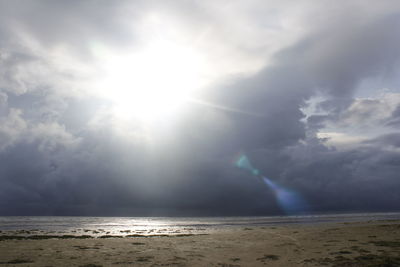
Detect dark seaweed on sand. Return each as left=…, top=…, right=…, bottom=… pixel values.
left=370, top=241, right=400, bottom=247
left=0, top=259, right=34, bottom=264
left=256, top=254, right=280, bottom=261
left=0, top=235, right=92, bottom=241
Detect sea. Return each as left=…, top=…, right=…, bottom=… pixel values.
left=1, top=213, right=400, bottom=237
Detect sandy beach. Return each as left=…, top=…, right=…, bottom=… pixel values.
left=0, top=220, right=399, bottom=266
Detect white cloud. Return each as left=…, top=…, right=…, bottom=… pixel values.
left=0, top=108, right=26, bottom=150
left=313, top=92, right=400, bottom=149
left=317, top=131, right=368, bottom=148
left=0, top=106, right=80, bottom=153
left=337, top=93, right=400, bottom=128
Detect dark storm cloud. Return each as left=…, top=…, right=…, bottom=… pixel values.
left=1, top=1, right=400, bottom=215
left=281, top=142, right=400, bottom=212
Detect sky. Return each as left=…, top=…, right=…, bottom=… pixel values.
left=0, top=0, right=400, bottom=216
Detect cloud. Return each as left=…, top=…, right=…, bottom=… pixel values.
left=0, top=1, right=400, bottom=215
left=386, top=104, right=400, bottom=127
left=307, top=93, right=400, bottom=148
left=282, top=141, right=400, bottom=212
left=0, top=108, right=26, bottom=151
left=365, top=132, right=400, bottom=148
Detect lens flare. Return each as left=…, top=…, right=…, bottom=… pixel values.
left=261, top=176, right=308, bottom=215
left=235, top=154, right=260, bottom=176
left=235, top=154, right=308, bottom=214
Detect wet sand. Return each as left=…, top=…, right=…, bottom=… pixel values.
left=0, top=220, right=399, bottom=266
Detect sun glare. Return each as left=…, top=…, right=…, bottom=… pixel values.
left=97, top=40, right=207, bottom=122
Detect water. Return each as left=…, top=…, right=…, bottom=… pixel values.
left=1, top=213, right=399, bottom=236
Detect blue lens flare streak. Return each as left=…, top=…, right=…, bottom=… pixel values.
left=262, top=176, right=307, bottom=215
left=235, top=154, right=308, bottom=214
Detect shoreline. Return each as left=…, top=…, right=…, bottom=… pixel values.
left=1, top=212, right=399, bottom=236
left=0, top=220, right=399, bottom=266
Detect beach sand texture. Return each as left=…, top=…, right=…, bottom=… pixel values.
left=0, top=221, right=399, bottom=266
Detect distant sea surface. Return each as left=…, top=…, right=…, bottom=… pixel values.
left=1, top=213, right=400, bottom=236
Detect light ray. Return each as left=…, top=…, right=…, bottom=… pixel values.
left=189, top=98, right=265, bottom=118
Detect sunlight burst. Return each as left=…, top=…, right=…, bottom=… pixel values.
left=98, top=40, right=207, bottom=122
